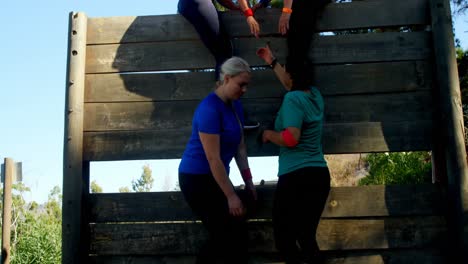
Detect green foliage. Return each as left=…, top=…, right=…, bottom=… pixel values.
left=0, top=184, right=62, bottom=263
left=11, top=214, right=61, bottom=264
left=90, top=180, right=103, bottom=193
left=119, top=186, right=131, bottom=193
left=453, top=0, right=468, bottom=14
left=457, top=48, right=468, bottom=146
left=132, top=164, right=154, bottom=192
left=359, top=152, right=432, bottom=185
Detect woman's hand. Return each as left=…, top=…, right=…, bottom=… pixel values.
left=278, top=12, right=291, bottom=35
left=246, top=16, right=260, bottom=38
left=256, top=45, right=275, bottom=65
left=244, top=179, right=258, bottom=201
left=262, top=129, right=274, bottom=143
left=227, top=193, right=245, bottom=217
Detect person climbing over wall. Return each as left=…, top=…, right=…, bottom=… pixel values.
left=177, top=0, right=270, bottom=80
left=275, top=0, right=331, bottom=86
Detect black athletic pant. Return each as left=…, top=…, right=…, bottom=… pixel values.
left=179, top=172, right=251, bottom=264
left=287, top=0, right=331, bottom=86
left=273, top=166, right=331, bottom=264
left=178, top=0, right=233, bottom=80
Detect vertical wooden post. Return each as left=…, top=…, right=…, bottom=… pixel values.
left=1, top=158, right=13, bottom=264
left=62, top=11, right=87, bottom=264
left=430, top=0, right=468, bottom=261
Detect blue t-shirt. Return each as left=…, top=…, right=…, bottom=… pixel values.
left=274, top=86, right=327, bottom=176
left=179, top=92, right=244, bottom=175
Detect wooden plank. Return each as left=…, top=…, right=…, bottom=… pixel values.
left=84, top=61, right=433, bottom=102
left=88, top=184, right=445, bottom=223
left=89, top=249, right=447, bottom=264
left=86, top=0, right=430, bottom=44
left=83, top=91, right=432, bottom=131
left=88, top=216, right=447, bottom=255
left=430, top=0, right=468, bottom=259
left=240, top=32, right=432, bottom=67
left=63, top=11, right=88, bottom=264
left=83, top=120, right=432, bottom=161
left=85, top=32, right=432, bottom=73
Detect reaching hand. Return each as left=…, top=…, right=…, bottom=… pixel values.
left=256, top=45, right=274, bottom=65
left=262, top=130, right=273, bottom=144
left=278, top=12, right=291, bottom=35
left=246, top=16, right=260, bottom=38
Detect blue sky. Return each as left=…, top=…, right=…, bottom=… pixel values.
left=1, top=1, right=467, bottom=203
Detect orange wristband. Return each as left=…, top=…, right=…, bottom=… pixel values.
left=282, top=7, right=293, bottom=14
left=243, top=8, right=254, bottom=17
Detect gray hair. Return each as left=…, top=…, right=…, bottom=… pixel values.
left=219, top=57, right=251, bottom=83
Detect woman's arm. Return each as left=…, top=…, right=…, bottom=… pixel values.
left=279, top=0, right=293, bottom=35
left=262, top=126, right=301, bottom=147
left=256, top=45, right=293, bottom=91
left=235, top=136, right=257, bottom=200
left=238, top=0, right=260, bottom=37
left=199, top=132, right=245, bottom=217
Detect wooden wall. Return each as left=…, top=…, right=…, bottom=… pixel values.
left=82, top=0, right=434, bottom=161
left=88, top=184, right=448, bottom=263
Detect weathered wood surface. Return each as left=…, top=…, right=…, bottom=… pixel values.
left=63, top=11, right=88, bottom=264
left=430, top=0, right=468, bottom=260
left=86, top=0, right=430, bottom=44
left=85, top=61, right=432, bottom=102
left=84, top=92, right=432, bottom=131
left=89, top=216, right=446, bottom=255
left=85, top=32, right=432, bottom=73
left=83, top=120, right=432, bottom=160
left=88, top=184, right=445, bottom=223
left=89, top=249, right=447, bottom=264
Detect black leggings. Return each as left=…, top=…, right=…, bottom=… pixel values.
left=179, top=172, right=251, bottom=264
left=178, top=0, right=232, bottom=80
left=273, top=166, right=331, bottom=264
left=286, top=0, right=331, bottom=86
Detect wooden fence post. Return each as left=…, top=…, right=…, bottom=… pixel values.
left=62, top=11, right=87, bottom=264
left=1, top=158, right=13, bottom=264
left=430, top=0, right=468, bottom=261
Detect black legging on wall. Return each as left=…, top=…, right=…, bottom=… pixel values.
left=273, top=166, right=331, bottom=264
left=286, top=0, right=331, bottom=87
left=179, top=172, right=250, bottom=264
left=178, top=0, right=233, bottom=80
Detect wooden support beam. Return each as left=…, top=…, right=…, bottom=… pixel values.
left=1, top=158, right=13, bottom=264
left=62, top=11, right=87, bottom=264
left=430, top=0, right=468, bottom=261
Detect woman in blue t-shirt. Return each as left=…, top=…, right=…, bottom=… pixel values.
left=256, top=44, right=330, bottom=264
left=178, top=57, right=257, bottom=264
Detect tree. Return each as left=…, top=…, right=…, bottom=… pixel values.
left=119, top=186, right=131, bottom=193
left=359, top=152, right=432, bottom=185
left=132, top=164, right=154, bottom=192
left=457, top=47, right=468, bottom=145
left=90, top=180, right=103, bottom=193
left=6, top=185, right=62, bottom=264
left=453, top=0, right=468, bottom=14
